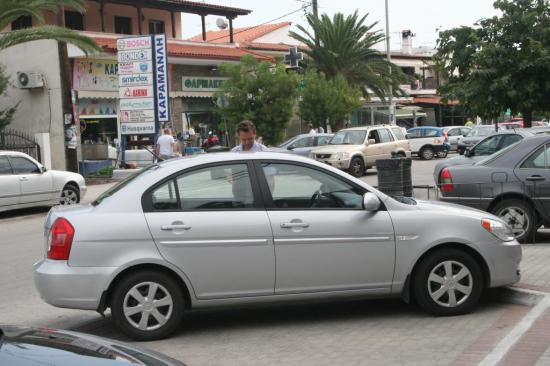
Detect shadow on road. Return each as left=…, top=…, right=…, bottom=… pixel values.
left=0, top=206, right=50, bottom=220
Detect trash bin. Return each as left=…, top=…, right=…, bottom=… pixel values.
left=375, top=153, right=413, bottom=198
left=206, top=145, right=230, bottom=153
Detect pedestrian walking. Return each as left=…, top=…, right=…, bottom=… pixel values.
left=155, top=128, right=177, bottom=161
left=307, top=123, right=317, bottom=135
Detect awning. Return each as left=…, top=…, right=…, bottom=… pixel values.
left=170, top=91, right=214, bottom=98
left=77, top=91, right=118, bottom=99
left=377, top=109, right=428, bottom=118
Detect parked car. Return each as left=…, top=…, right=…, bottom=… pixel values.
left=272, top=133, right=333, bottom=157
left=0, top=324, right=185, bottom=365
left=433, top=130, right=533, bottom=180
left=438, top=134, right=550, bottom=242
left=310, top=125, right=410, bottom=177
left=442, top=126, right=471, bottom=151
left=457, top=125, right=497, bottom=154
left=406, top=126, right=450, bottom=160
left=0, top=151, right=86, bottom=212
left=35, top=152, right=521, bottom=341
left=499, top=121, right=523, bottom=129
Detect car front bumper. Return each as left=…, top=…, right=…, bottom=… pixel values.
left=314, top=157, right=352, bottom=170
left=486, top=240, right=522, bottom=288
left=34, top=259, right=115, bottom=310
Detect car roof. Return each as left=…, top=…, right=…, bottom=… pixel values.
left=343, top=124, right=395, bottom=131
left=0, top=151, right=32, bottom=158
left=482, top=134, right=550, bottom=167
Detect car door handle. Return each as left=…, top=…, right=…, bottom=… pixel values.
left=161, top=224, right=191, bottom=231
left=526, top=175, right=545, bottom=182
left=280, top=222, right=309, bottom=229
left=19, top=176, right=28, bottom=181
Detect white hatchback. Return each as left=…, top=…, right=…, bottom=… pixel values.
left=0, top=151, right=86, bottom=212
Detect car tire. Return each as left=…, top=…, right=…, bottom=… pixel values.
left=436, top=150, right=448, bottom=159
left=413, top=248, right=483, bottom=316
left=458, top=148, right=464, bottom=155
left=492, top=199, right=536, bottom=243
left=60, top=184, right=80, bottom=205
left=420, top=147, right=435, bottom=160
left=111, top=270, right=185, bottom=341
left=348, top=157, right=365, bottom=178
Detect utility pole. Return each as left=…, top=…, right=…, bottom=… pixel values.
left=385, top=0, right=395, bottom=125
left=312, top=0, right=318, bottom=18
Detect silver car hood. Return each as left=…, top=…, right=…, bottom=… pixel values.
left=413, top=199, right=495, bottom=220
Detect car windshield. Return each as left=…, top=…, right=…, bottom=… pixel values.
left=467, top=127, right=494, bottom=137
left=278, top=137, right=297, bottom=148
left=329, top=130, right=366, bottom=145
left=478, top=141, right=522, bottom=165
left=92, top=164, right=159, bottom=206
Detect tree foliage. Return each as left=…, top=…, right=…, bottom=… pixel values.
left=290, top=11, right=408, bottom=100
left=435, top=0, right=550, bottom=127
left=0, top=67, right=18, bottom=131
left=299, top=71, right=362, bottom=130
left=0, top=0, right=100, bottom=54
left=215, top=55, right=299, bottom=145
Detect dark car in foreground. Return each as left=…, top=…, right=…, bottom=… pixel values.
left=434, top=130, right=531, bottom=181
left=0, top=325, right=185, bottom=366
left=438, top=134, right=550, bottom=242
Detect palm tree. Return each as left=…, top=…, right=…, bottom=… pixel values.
left=290, top=11, right=407, bottom=100
left=0, top=0, right=100, bottom=53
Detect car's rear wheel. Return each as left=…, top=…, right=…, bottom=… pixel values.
left=111, top=271, right=184, bottom=341
left=413, top=248, right=483, bottom=316
left=60, top=184, right=79, bottom=205
left=348, top=157, right=365, bottom=178
left=436, top=149, right=448, bottom=159
left=420, top=147, right=435, bottom=160
left=492, top=199, right=535, bottom=242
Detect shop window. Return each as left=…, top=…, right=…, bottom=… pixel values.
left=115, top=16, right=132, bottom=35
left=149, top=20, right=165, bottom=34
left=12, top=16, right=32, bottom=30
left=65, top=11, right=84, bottom=31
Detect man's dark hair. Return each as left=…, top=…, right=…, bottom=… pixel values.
left=237, top=120, right=256, bottom=133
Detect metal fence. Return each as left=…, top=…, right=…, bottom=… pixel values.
left=0, top=129, right=41, bottom=162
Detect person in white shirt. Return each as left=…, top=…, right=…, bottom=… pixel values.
left=155, top=128, right=177, bottom=161
left=307, top=123, right=317, bottom=135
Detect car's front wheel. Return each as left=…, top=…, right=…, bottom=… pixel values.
left=492, top=199, right=536, bottom=243
left=413, top=248, right=483, bottom=316
left=60, top=184, right=80, bottom=205
left=348, top=157, right=365, bottom=178
left=111, top=270, right=184, bottom=341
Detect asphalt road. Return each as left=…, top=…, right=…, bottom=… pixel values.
left=0, top=156, right=539, bottom=366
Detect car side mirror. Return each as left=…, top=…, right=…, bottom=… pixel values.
left=287, top=145, right=294, bottom=150
left=367, top=139, right=376, bottom=145
left=405, top=135, right=409, bottom=139
left=40, top=166, right=47, bottom=173
left=464, top=148, right=472, bottom=157
left=363, top=192, right=381, bottom=212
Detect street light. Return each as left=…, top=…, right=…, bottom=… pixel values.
left=385, top=0, right=395, bottom=125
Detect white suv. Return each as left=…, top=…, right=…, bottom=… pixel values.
left=310, top=125, right=411, bottom=177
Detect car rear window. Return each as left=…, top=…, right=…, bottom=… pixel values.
left=478, top=141, right=522, bottom=165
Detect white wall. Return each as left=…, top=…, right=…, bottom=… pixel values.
left=254, top=25, right=300, bottom=45
left=0, top=40, right=66, bottom=170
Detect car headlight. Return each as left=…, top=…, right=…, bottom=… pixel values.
left=481, top=218, right=515, bottom=242
left=334, top=152, right=350, bottom=160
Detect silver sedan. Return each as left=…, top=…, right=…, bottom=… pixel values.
left=34, top=152, right=521, bottom=340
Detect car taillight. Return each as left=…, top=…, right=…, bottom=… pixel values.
left=440, top=168, right=454, bottom=192
left=47, top=218, right=74, bottom=260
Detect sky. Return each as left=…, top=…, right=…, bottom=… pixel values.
left=182, top=0, right=499, bottom=50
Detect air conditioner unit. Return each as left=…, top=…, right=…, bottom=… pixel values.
left=16, top=71, right=44, bottom=89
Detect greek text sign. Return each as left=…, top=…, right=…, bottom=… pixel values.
left=154, top=34, right=169, bottom=122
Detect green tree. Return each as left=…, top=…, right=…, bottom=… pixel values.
left=299, top=71, right=362, bottom=130
left=0, top=67, right=18, bottom=131
left=290, top=11, right=408, bottom=100
left=435, top=0, right=550, bottom=127
left=215, top=55, right=299, bottom=145
left=0, top=0, right=100, bottom=53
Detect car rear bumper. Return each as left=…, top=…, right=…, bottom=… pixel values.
left=33, top=259, right=115, bottom=310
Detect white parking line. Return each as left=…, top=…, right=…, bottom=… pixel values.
left=478, top=288, right=550, bottom=366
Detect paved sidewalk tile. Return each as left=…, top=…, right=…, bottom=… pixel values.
left=516, top=245, right=550, bottom=292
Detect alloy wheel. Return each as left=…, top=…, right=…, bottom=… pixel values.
left=497, top=206, right=529, bottom=238
left=123, top=282, right=174, bottom=331
left=427, top=260, right=473, bottom=308
left=60, top=188, right=78, bottom=205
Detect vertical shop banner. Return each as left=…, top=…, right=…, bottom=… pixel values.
left=153, top=34, right=170, bottom=123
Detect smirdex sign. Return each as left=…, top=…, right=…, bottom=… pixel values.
left=117, top=35, right=170, bottom=134
left=154, top=34, right=169, bottom=122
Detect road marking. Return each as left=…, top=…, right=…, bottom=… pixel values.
left=478, top=288, right=550, bottom=366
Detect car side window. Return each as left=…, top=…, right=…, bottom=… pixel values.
left=447, top=128, right=460, bottom=137
left=261, top=163, right=364, bottom=209
left=424, top=129, right=439, bottom=137
left=407, top=129, right=421, bottom=138
left=391, top=128, right=405, bottom=140
left=461, top=128, right=471, bottom=136
left=9, top=156, right=40, bottom=174
left=521, top=145, right=550, bottom=169
left=176, top=164, right=255, bottom=209
left=151, top=180, right=179, bottom=210
left=0, top=156, right=12, bottom=175
left=368, top=130, right=381, bottom=144
left=472, top=135, right=502, bottom=156
left=291, top=137, right=314, bottom=148
left=377, top=128, right=394, bottom=143
left=316, top=136, right=331, bottom=146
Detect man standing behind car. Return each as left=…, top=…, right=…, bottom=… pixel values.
left=231, top=120, right=270, bottom=152
left=156, top=128, right=177, bottom=161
